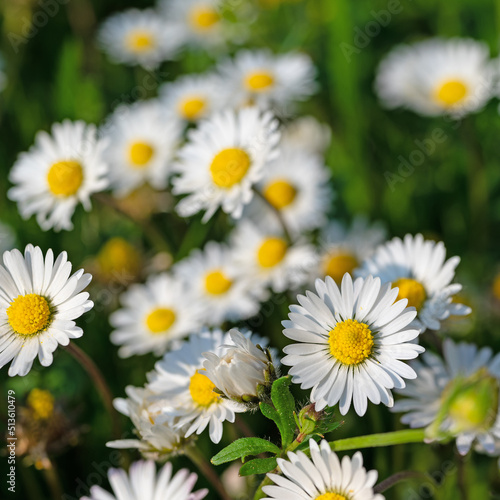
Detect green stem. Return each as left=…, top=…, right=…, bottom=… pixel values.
left=252, top=187, right=293, bottom=243
left=254, top=475, right=275, bottom=500
left=329, top=429, right=426, bottom=451
left=42, top=459, right=64, bottom=500
left=374, top=470, right=433, bottom=494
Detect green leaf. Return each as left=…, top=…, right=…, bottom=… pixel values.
left=211, top=438, right=280, bottom=466
left=271, top=376, right=296, bottom=447
left=259, top=402, right=286, bottom=445
left=239, top=457, right=278, bottom=477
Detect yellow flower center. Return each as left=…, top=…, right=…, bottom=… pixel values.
left=47, top=160, right=83, bottom=197
left=323, top=252, right=359, bottom=284
left=146, top=308, right=176, bottom=334
left=7, top=294, right=52, bottom=336
left=179, top=96, right=206, bottom=121
left=435, top=79, right=468, bottom=107
left=205, top=270, right=233, bottom=295
left=263, top=179, right=297, bottom=209
left=245, top=71, right=275, bottom=91
left=316, top=494, right=347, bottom=500
left=210, top=148, right=251, bottom=188
left=393, top=278, right=427, bottom=311
left=257, top=237, right=288, bottom=268
left=126, top=31, right=155, bottom=53
left=97, top=238, right=141, bottom=280
left=189, top=6, right=220, bottom=31
left=27, top=389, right=55, bottom=420
left=189, top=369, right=220, bottom=407
left=329, top=319, right=374, bottom=366
left=129, top=142, right=155, bottom=167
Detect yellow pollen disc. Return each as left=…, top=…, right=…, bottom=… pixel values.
left=210, top=148, right=251, bottom=188
left=316, top=494, right=347, bottom=500
left=329, top=319, right=374, bottom=366
left=435, top=79, right=468, bottom=107
left=126, top=31, right=155, bottom=52
left=129, top=142, right=155, bottom=167
left=179, top=96, right=206, bottom=121
left=257, top=237, right=288, bottom=268
left=7, top=294, right=51, bottom=336
left=47, top=160, right=83, bottom=197
left=27, top=389, right=55, bottom=420
left=146, top=308, right=176, bottom=334
left=189, top=6, right=220, bottom=31
left=393, top=278, right=427, bottom=311
left=189, top=369, right=220, bottom=407
left=263, top=179, right=297, bottom=209
left=205, top=270, right=233, bottom=295
left=245, top=71, right=275, bottom=91
left=323, top=252, right=359, bottom=284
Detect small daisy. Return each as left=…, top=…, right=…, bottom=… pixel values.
left=80, top=459, right=208, bottom=500
left=281, top=115, right=332, bottom=155
left=316, top=217, right=386, bottom=284
left=217, top=49, right=317, bottom=110
left=357, top=233, right=471, bottom=333
left=98, top=9, right=182, bottom=69
left=0, top=245, right=93, bottom=377
left=0, top=221, right=16, bottom=254
left=159, top=73, right=227, bottom=123
left=393, top=339, right=500, bottom=457
left=8, top=120, right=108, bottom=232
left=109, top=273, right=202, bottom=358
left=282, top=274, right=424, bottom=415
left=247, top=144, right=333, bottom=235
left=231, top=220, right=317, bottom=293
left=172, top=107, right=280, bottom=221
left=146, top=330, right=246, bottom=444
left=173, top=241, right=267, bottom=326
left=263, top=439, right=384, bottom=500
left=101, top=100, right=182, bottom=197
left=375, top=38, right=494, bottom=117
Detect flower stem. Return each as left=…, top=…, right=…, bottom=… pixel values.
left=374, top=470, right=433, bottom=494
left=252, top=187, right=293, bottom=243
left=42, top=459, right=64, bottom=500
left=329, top=429, right=426, bottom=451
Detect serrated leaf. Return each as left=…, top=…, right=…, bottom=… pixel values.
left=211, top=438, right=280, bottom=465
left=239, top=457, right=278, bottom=477
left=271, top=376, right=296, bottom=447
left=259, top=402, right=286, bottom=446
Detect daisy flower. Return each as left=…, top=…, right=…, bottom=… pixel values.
left=375, top=38, right=494, bottom=117
left=146, top=330, right=246, bottom=444
left=159, top=73, right=227, bottom=123
left=0, top=245, right=93, bottom=377
left=263, top=439, right=384, bottom=500
left=316, top=217, right=386, bottom=284
left=282, top=274, right=424, bottom=415
left=98, top=9, right=182, bottom=69
left=172, top=107, right=280, bottom=221
left=80, top=459, right=208, bottom=500
left=281, top=115, right=332, bottom=155
left=231, top=220, right=317, bottom=293
left=247, top=144, right=333, bottom=235
left=357, top=233, right=471, bottom=333
left=173, top=241, right=267, bottom=326
left=217, top=49, right=317, bottom=110
left=393, top=339, right=500, bottom=456
left=109, top=273, right=202, bottom=358
left=8, top=120, right=108, bottom=232
left=101, top=100, right=182, bottom=197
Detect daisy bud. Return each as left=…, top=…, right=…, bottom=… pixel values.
left=203, top=329, right=276, bottom=405
left=296, top=404, right=323, bottom=442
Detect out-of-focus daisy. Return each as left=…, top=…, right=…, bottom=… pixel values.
left=0, top=245, right=93, bottom=377
left=109, top=273, right=201, bottom=358
left=8, top=120, right=108, bottom=232
left=0, top=221, right=16, bottom=254
left=247, top=145, right=333, bottom=235
left=281, top=115, right=331, bottom=155
left=282, top=274, right=424, bottom=415
left=173, top=241, right=267, bottom=326
left=146, top=330, right=246, bottom=444
left=375, top=38, right=494, bottom=117
left=357, top=233, right=471, bottom=333
left=217, top=49, right=317, bottom=110
left=98, top=9, right=182, bottom=69
left=172, top=107, right=280, bottom=221
left=80, top=459, right=208, bottom=500
left=159, top=73, right=227, bottom=123
left=101, top=100, right=181, bottom=197
left=316, top=217, right=386, bottom=284
left=231, top=220, right=317, bottom=293
left=393, top=339, right=500, bottom=457
left=263, top=439, right=384, bottom=500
